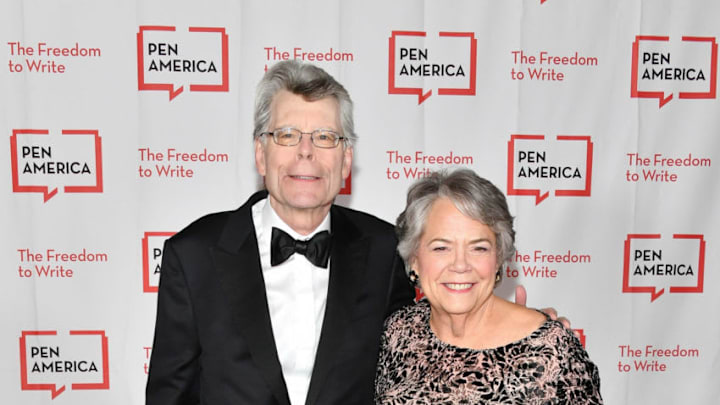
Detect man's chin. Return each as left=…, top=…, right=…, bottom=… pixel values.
left=277, top=194, right=333, bottom=212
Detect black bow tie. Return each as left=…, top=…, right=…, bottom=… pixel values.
left=270, top=227, right=332, bottom=268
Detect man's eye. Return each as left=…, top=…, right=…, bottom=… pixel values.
left=432, top=246, right=448, bottom=252
left=278, top=131, right=295, bottom=139
left=317, top=132, right=336, bottom=141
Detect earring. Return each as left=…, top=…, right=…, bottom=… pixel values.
left=495, top=270, right=502, bottom=285
left=408, top=270, right=419, bottom=285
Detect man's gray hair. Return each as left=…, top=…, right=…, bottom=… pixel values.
left=253, top=60, right=356, bottom=147
left=396, top=168, right=516, bottom=282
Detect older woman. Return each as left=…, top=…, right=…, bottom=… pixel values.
left=375, top=169, right=602, bottom=404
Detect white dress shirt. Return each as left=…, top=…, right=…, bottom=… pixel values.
left=252, top=198, right=330, bottom=405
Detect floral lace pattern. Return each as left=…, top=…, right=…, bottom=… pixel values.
left=375, top=301, right=603, bottom=404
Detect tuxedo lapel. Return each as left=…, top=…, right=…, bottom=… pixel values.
left=211, top=191, right=291, bottom=405
left=305, top=206, right=369, bottom=405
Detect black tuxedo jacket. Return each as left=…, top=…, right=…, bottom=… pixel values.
left=146, top=191, right=414, bottom=405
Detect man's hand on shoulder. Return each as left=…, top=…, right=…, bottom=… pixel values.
left=514, top=285, right=578, bottom=338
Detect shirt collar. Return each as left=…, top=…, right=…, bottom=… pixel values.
left=262, top=198, right=331, bottom=240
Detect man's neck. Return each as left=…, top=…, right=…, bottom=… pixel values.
left=267, top=197, right=331, bottom=236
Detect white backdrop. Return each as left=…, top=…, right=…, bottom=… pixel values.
left=2, top=0, right=719, bottom=404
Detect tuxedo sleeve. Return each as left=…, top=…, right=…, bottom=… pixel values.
left=146, top=239, right=200, bottom=405
left=385, top=250, right=415, bottom=316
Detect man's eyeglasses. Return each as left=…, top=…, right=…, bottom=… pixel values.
left=259, top=127, right=345, bottom=148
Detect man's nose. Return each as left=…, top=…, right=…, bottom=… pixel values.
left=296, top=133, right=314, bottom=158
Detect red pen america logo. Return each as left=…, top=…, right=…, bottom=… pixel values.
left=631, top=35, right=717, bottom=108
left=622, top=234, right=705, bottom=302
left=137, top=25, right=229, bottom=100
left=19, top=330, right=109, bottom=399
left=507, top=134, right=593, bottom=205
left=10, top=129, right=103, bottom=202
left=389, top=30, right=477, bottom=104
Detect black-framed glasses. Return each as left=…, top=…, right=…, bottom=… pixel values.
left=259, top=127, right=345, bottom=148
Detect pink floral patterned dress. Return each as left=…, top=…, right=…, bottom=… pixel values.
left=375, top=301, right=602, bottom=404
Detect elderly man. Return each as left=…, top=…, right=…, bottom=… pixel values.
left=146, top=60, right=415, bottom=405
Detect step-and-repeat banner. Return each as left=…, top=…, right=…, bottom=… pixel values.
left=2, top=0, right=719, bottom=404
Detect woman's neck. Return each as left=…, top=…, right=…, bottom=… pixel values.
left=429, top=295, right=497, bottom=349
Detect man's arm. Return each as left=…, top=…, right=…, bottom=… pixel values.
left=146, top=240, right=200, bottom=405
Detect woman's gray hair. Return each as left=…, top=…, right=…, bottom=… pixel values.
left=253, top=60, right=356, bottom=147
left=396, top=168, right=516, bottom=283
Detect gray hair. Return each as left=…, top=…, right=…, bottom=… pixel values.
left=396, top=168, right=516, bottom=283
left=253, top=60, right=356, bottom=147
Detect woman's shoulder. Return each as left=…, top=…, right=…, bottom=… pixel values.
left=383, top=301, right=429, bottom=333
left=526, top=315, right=600, bottom=376
left=487, top=298, right=548, bottom=345
left=531, top=315, right=583, bottom=349
left=538, top=320, right=596, bottom=368
left=501, top=299, right=547, bottom=325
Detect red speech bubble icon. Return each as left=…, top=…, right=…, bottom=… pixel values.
left=388, top=31, right=477, bottom=104
left=19, top=330, right=109, bottom=399
left=10, top=129, right=103, bottom=202
left=631, top=36, right=717, bottom=108
left=142, top=232, right=176, bottom=293
left=137, top=26, right=229, bottom=101
left=507, top=134, right=593, bottom=205
left=622, top=234, right=705, bottom=302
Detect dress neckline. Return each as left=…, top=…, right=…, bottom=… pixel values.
left=416, top=299, right=553, bottom=353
